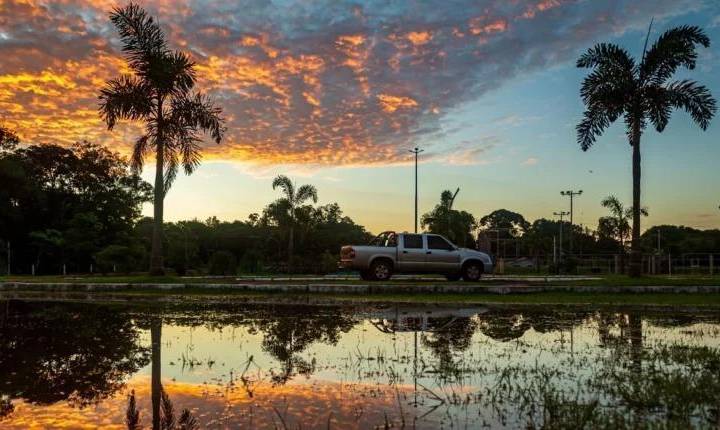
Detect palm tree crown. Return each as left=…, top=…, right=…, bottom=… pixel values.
left=600, top=195, right=648, bottom=247
left=577, top=25, right=715, bottom=149
left=272, top=175, right=318, bottom=214
left=100, top=3, right=224, bottom=191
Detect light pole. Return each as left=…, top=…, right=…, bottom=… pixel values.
left=560, top=190, right=583, bottom=254
left=554, top=211, right=569, bottom=259
left=409, top=147, right=424, bottom=233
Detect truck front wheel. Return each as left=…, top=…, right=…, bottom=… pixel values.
left=462, top=261, right=483, bottom=282
left=369, top=260, right=393, bottom=281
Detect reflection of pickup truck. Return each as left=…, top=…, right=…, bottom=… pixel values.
left=339, top=231, right=493, bottom=281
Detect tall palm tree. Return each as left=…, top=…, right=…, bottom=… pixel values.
left=577, top=25, right=716, bottom=276
left=601, top=195, right=648, bottom=250
left=99, top=3, right=224, bottom=275
left=271, top=175, right=318, bottom=272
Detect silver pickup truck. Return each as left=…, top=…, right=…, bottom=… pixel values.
left=339, top=231, right=493, bottom=281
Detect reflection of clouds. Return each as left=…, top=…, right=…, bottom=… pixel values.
left=3, top=376, right=418, bottom=429
left=0, top=0, right=707, bottom=165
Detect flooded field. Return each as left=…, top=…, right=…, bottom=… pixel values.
left=1, top=298, right=719, bottom=429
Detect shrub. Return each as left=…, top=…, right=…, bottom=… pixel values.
left=208, top=251, right=237, bottom=276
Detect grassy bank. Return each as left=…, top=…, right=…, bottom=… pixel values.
left=4, top=287, right=720, bottom=306
left=2, top=274, right=720, bottom=286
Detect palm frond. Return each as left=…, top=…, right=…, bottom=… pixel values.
left=171, top=93, right=225, bottom=143
left=179, top=136, right=202, bottom=175
left=643, top=86, right=672, bottom=132
left=125, top=390, right=141, bottom=430
left=99, top=75, right=153, bottom=129
left=641, top=25, right=710, bottom=84
left=577, top=43, right=635, bottom=73
left=295, top=184, right=318, bottom=205
left=272, top=175, right=295, bottom=200
left=168, top=51, right=197, bottom=97
left=576, top=107, right=612, bottom=151
left=131, top=135, right=150, bottom=174
left=110, top=2, right=169, bottom=76
left=178, top=409, right=200, bottom=430
left=601, top=195, right=624, bottom=218
left=163, top=148, right=179, bottom=195
left=160, top=387, right=176, bottom=430
left=664, top=80, right=717, bottom=130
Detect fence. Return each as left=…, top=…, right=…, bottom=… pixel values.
left=496, top=253, right=720, bottom=276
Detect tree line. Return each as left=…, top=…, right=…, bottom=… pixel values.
left=1, top=134, right=717, bottom=276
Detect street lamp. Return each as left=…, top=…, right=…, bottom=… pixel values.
left=409, top=147, right=424, bottom=233
left=560, top=190, right=583, bottom=254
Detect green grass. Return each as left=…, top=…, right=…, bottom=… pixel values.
left=7, top=286, right=720, bottom=306
left=2, top=273, right=720, bottom=286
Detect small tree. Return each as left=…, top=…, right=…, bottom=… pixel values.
left=271, top=175, right=318, bottom=273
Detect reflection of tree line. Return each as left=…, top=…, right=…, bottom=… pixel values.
left=2, top=301, right=720, bottom=428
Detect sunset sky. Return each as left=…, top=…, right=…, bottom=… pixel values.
left=1, top=0, right=719, bottom=234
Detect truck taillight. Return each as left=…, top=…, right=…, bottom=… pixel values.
left=343, top=247, right=356, bottom=259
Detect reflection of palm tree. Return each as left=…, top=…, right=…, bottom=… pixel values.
left=151, top=318, right=162, bottom=430
left=254, top=306, right=354, bottom=384
left=126, top=387, right=199, bottom=430
left=577, top=25, right=716, bottom=276
left=421, top=317, right=477, bottom=379
left=271, top=175, right=318, bottom=272
left=99, top=3, right=225, bottom=275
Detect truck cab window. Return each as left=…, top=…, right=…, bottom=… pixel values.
left=427, top=235, right=454, bottom=251
left=403, top=234, right=423, bottom=249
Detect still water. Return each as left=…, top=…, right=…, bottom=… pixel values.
left=1, top=297, right=719, bottom=429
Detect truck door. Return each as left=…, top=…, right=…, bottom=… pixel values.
left=397, top=234, right=426, bottom=271
left=426, top=235, right=461, bottom=271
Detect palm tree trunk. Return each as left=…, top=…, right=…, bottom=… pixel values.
left=150, top=318, right=162, bottom=430
left=288, top=225, right=294, bottom=273
left=150, top=141, right=165, bottom=276
left=629, top=120, right=642, bottom=277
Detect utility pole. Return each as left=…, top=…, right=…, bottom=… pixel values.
left=554, top=211, right=570, bottom=258
left=560, top=190, right=583, bottom=254
left=409, top=147, right=424, bottom=233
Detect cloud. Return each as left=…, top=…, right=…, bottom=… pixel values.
left=521, top=157, right=539, bottom=166
left=0, top=0, right=711, bottom=166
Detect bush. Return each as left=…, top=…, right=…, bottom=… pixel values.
left=95, top=244, right=144, bottom=274
left=320, top=251, right=338, bottom=275
left=208, top=251, right=237, bottom=276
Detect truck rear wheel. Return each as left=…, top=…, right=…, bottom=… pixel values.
left=462, top=261, right=483, bottom=282
left=369, top=259, right=393, bottom=281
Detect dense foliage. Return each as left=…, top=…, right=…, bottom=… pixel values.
left=0, top=141, right=152, bottom=274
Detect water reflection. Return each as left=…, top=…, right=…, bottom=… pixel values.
left=0, top=301, right=149, bottom=416
left=1, top=298, right=719, bottom=428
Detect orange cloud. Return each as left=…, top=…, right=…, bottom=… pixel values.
left=469, top=17, right=508, bottom=35
left=377, top=94, right=419, bottom=113
left=406, top=30, right=432, bottom=46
